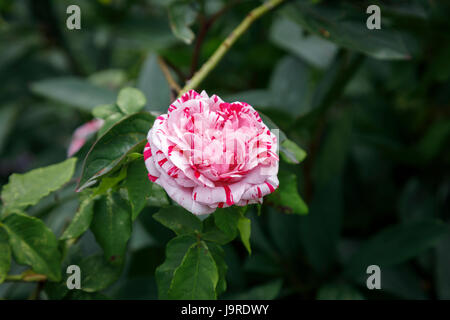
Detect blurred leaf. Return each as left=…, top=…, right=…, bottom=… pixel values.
left=266, top=171, right=308, bottom=215
left=300, top=178, right=342, bottom=274
left=153, top=206, right=202, bottom=236
left=259, top=111, right=287, bottom=143
left=224, top=90, right=273, bottom=109
left=279, top=138, right=307, bottom=164
left=227, top=279, right=283, bottom=300
left=269, top=56, right=312, bottom=116
left=92, top=104, right=121, bottom=119
left=414, top=119, right=450, bottom=164
left=88, top=69, right=127, bottom=90
left=285, top=2, right=412, bottom=60
left=317, top=282, right=364, bottom=300
left=270, top=15, right=337, bottom=68
left=31, top=77, right=117, bottom=111
left=0, top=105, right=18, bottom=153
left=2, top=213, right=61, bottom=281
left=436, top=234, right=450, bottom=299
left=345, top=220, right=449, bottom=279
left=1, top=158, right=77, bottom=214
left=148, top=183, right=170, bottom=207
left=312, top=109, right=353, bottom=186
left=0, top=228, right=11, bottom=284
left=90, top=193, right=132, bottom=265
left=168, top=241, right=218, bottom=299
left=138, top=53, right=171, bottom=112
left=155, top=234, right=197, bottom=299
left=370, top=265, right=428, bottom=299
left=79, top=254, right=122, bottom=292
left=116, top=87, right=147, bottom=115
left=168, top=2, right=197, bottom=44
left=238, top=216, right=251, bottom=254
left=60, top=195, right=95, bottom=240
left=125, top=160, right=152, bottom=220
left=77, top=112, right=154, bottom=191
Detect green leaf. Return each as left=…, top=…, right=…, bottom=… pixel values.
left=125, top=160, right=152, bottom=220
left=31, top=77, right=117, bottom=111
left=0, top=228, right=11, bottom=284
left=60, top=195, right=95, bottom=240
left=90, top=193, right=132, bottom=265
left=270, top=15, right=337, bottom=69
left=312, top=109, right=353, bottom=186
left=79, top=254, right=123, bottom=292
left=201, top=214, right=236, bottom=245
left=92, top=104, right=121, bottom=119
left=168, top=2, right=197, bottom=44
left=92, top=166, right=127, bottom=196
left=228, top=279, right=283, bottom=300
left=2, top=213, right=61, bottom=281
left=238, top=216, right=251, bottom=254
left=116, top=87, right=147, bottom=114
left=148, top=183, right=170, bottom=207
left=0, top=104, right=18, bottom=153
left=300, top=178, right=342, bottom=274
left=1, top=158, right=77, bottom=214
left=138, top=53, right=171, bottom=112
left=168, top=241, right=219, bottom=300
left=317, top=283, right=364, bottom=300
left=155, top=234, right=197, bottom=299
left=266, top=171, right=308, bottom=215
left=344, top=220, right=449, bottom=279
left=269, top=56, right=312, bottom=116
left=436, top=234, right=450, bottom=299
left=285, top=2, right=412, bottom=60
left=258, top=111, right=287, bottom=143
left=213, top=207, right=241, bottom=239
left=96, top=112, right=126, bottom=137
left=208, top=243, right=228, bottom=296
left=77, top=112, right=155, bottom=191
left=153, top=206, right=202, bottom=236
left=279, top=139, right=307, bottom=164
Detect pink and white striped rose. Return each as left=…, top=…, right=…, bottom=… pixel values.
left=143, top=90, right=279, bottom=215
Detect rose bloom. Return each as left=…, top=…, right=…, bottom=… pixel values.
left=143, top=90, right=279, bottom=215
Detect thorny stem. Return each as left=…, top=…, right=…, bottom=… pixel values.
left=189, top=0, right=241, bottom=78
left=158, top=56, right=181, bottom=99
left=179, top=0, right=285, bottom=96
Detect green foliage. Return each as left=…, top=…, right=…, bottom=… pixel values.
left=168, top=241, right=219, bottom=299
left=2, top=213, right=61, bottom=281
left=0, top=228, right=11, bottom=284
left=125, top=160, right=153, bottom=220
left=1, top=158, right=77, bottom=215
left=60, top=194, right=95, bottom=240
left=31, top=77, right=117, bottom=111
left=344, top=220, right=449, bottom=279
left=153, top=206, right=202, bottom=236
left=91, top=193, right=132, bottom=265
left=266, top=171, right=308, bottom=215
left=77, top=112, right=155, bottom=191
left=78, top=254, right=123, bottom=292
left=168, top=2, right=197, bottom=44
left=117, top=87, right=147, bottom=114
